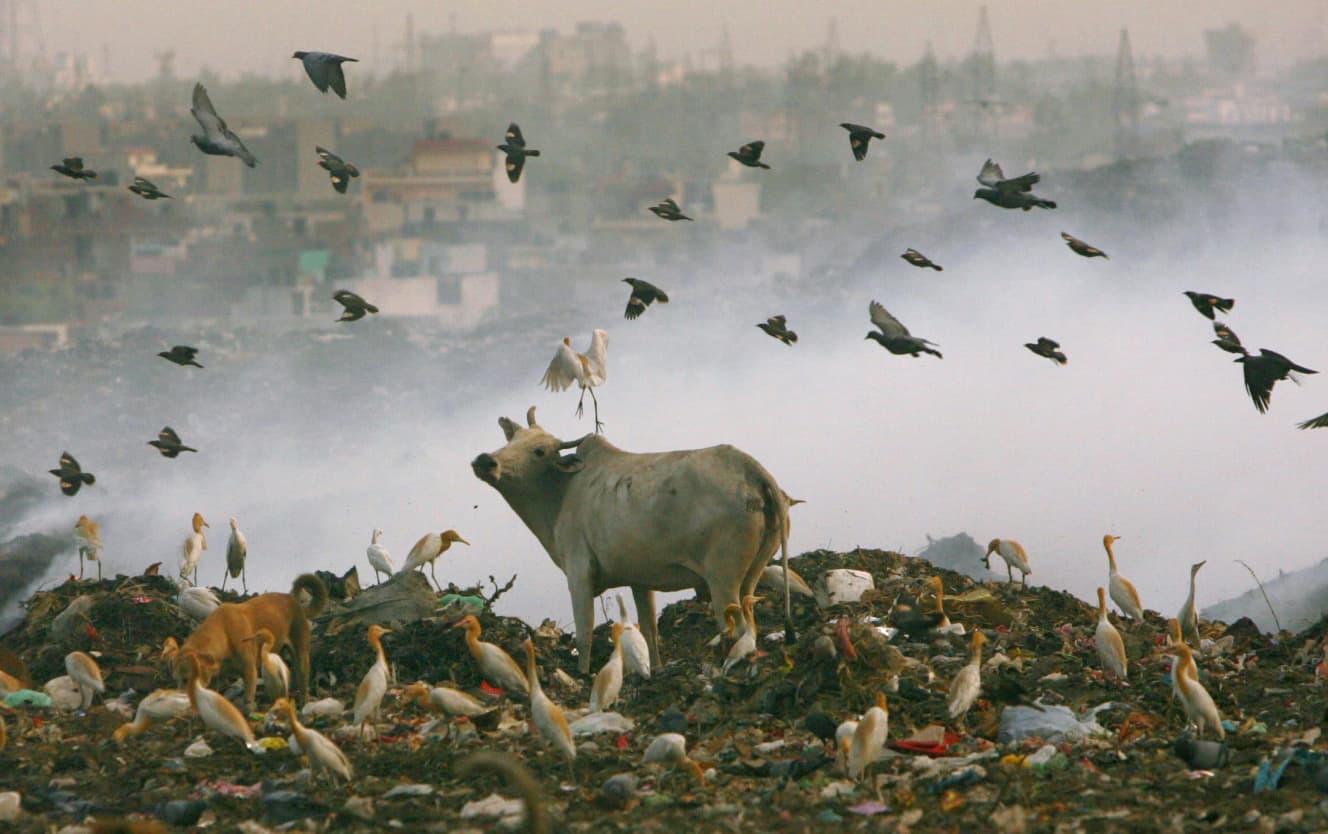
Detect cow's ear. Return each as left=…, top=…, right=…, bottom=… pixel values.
left=499, top=417, right=520, bottom=440
left=554, top=453, right=584, bottom=474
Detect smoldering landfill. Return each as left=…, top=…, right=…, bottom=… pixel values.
left=2, top=545, right=1328, bottom=833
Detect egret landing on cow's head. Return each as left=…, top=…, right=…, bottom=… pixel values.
left=472, top=406, right=797, bottom=675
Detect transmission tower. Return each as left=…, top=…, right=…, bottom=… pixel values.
left=969, top=6, right=997, bottom=141
left=0, top=0, right=44, bottom=74
left=824, top=17, right=840, bottom=65
left=1112, top=28, right=1140, bottom=159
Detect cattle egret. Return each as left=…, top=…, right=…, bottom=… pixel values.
left=541, top=329, right=608, bottom=432
left=352, top=624, right=391, bottom=734
left=523, top=639, right=575, bottom=768
left=946, top=630, right=987, bottom=725
left=74, top=515, right=102, bottom=580
left=615, top=595, right=651, bottom=679
left=727, top=140, right=770, bottom=169
left=929, top=576, right=952, bottom=631
left=590, top=623, right=625, bottom=713
left=1183, top=291, right=1233, bottom=320
left=223, top=517, right=248, bottom=593
left=721, top=595, right=762, bottom=676
left=973, top=158, right=1056, bottom=210
left=65, top=651, right=104, bottom=709
left=848, top=693, right=889, bottom=781
left=366, top=529, right=395, bottom=584
left=834, top=720, right=859, bottom=774
left=759, top=565, right=815, bottom=598
left=246, top=628, right=290, bottom=702
left=1174, top=642, right=1223, bottom=739
left=1102, top=535, right=1144, bottom=620
left=643, top=732, right=706, bottom=786
left=900, top=248, right=942, bottom=270
left=112, top=689, right=191, bottom=743
left=1094, top=587, right=1128, bottom=681
left=272, top=696, right=354, bottom=784
left=453, top=615, right=529, bottom=697
left=174, top=579, right=221, bottom=621
left=400, top=529, right=469, bottom=591
left=1062, top=232, right=1109, bottom=259
left=840, top=122, right=885, bottom=161
left=983, top=539, right=1032, bottom=586
left=183, top=653, right=262, bottom=752
left=541, top=329, right=608, bottom=433
left=403, top=681, right=489, bottom=717
left=1165, top=618, right=1198, bottom=703
left=180, top=513, right=208, bottom=585
left=1178, top=561, right=1206, bottom=646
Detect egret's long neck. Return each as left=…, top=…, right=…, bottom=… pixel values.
left=1104, top=541, right=1117, bottom=571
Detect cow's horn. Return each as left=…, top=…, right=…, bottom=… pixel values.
left=557, top=434, right=590, bottom=451
left=527, top=406, right=538, bottom=427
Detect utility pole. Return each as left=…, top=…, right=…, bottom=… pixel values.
left=969, top=6, right=997, bottom=143
left=1113, top=28, right=1140, bottom=159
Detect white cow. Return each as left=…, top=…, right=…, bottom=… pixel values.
left=472, top=407, right=795, bottom=673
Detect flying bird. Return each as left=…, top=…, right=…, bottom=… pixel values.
left=49, top=452, right=95, bottom=497
left=1236, top=348, right=1317, bottom=413
left=190, top=83, right=258, bottom=167
left=1061, top=232, right=1108, bottom=259
left=900, top=248, right=942, bottom=271
left=757, top=315, right=797, bottom=345
left=541, top=329, right=608, bottom=433
left=315, top=146, right=359, bottom=194
left=332, top=289, right=379, bottom=322
left=497, top=123, right=540, bottom=184
left=128, top=177, right=171, bottom=200
left=1297, top=411, right=1328, bottom=430
left=648, top=198, right=692, bottom=221
left=158, top=345, right=203, bottom=368
left=727, top=140, right=770, bottom=169
left=148, top=426, right=197, bottom=458
left=839, top=122, right=885, bottom=161
left=973, top=158, right=1055, bottom=210
left=292, top=51, right=358, bottom=99
left=1025, top=337, right=1067, bottom=365
left=865, top=301, right=942, bottom=358
left=623, top=278, right=669, bottom=320
left=50, top=157, right=97, bottom=180
left=1211, top=321, right=1246, bottom=355
left=1183, top=291, right=1234, bottom=321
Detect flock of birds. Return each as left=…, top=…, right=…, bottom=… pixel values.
left=16, top=39, right=1308, bottom=800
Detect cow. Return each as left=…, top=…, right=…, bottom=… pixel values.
left=472, top=406, right=796, bottom=674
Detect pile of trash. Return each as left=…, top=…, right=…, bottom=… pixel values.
left=2, top=546, right=1328, bottom=833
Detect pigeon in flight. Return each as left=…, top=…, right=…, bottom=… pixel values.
left=1061, top=232, right=1108, bottom=259
left=1025, top=337, right=1067, bottom=365
left=1183, top=291, right=1234, bottom=321
left=757, top=315, right=797, bottom=345
left=1298, top=411, right=1328, bottom=430
left=973, top=159, right=1055, bottom=210
left=50, top=158, right=97, bottom=181
left=839, top=123, right=885, bottom=161
left=900, top=248, right=942, bottom=271
left=728, top=141, right=771, bottom=169
left=158, top=345, right=203, bottom=368
left=333, top=290, right=379, bottom=322
left=292, top=51, right=358, bottom=99
left=866, top=301, right=942, bottom=358
left=190, top=83, right=258, bottom=167
left=49, top=452, right=95, bottom=497
left=316, top=146, right=360, bottom=194
left=497, top=123, right=540, bottom=184
left=128, top=177, right=171, bottom=200
left=648, top=198, right=692, bottom=222
left=622, top=278, right=669, bottom=320
left=1211, top=322, right=1246, bottom=355
left=1235, top=348, right=1317, bottom=413
left=148, top=427, right=198, bottom=458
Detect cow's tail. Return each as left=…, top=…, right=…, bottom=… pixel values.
left=292, top=573, right=329, bottom=617
left=760, top=478, right=796, bottom=646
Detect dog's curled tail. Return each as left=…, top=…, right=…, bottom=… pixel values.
left=456, top=751, right=547, bottom=834
left=292, top=573, right=329, bottom=617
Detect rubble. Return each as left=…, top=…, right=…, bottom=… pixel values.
left=1, top=546, right=1327, bottom=832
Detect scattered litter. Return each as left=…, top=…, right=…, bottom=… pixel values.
left=999, top=701, right=1112, bottom=743
left=184, top=738, right=214, bottom=758
left=382, top=783, right=434, bottom=798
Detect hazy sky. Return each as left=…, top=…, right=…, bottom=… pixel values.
left=30, top=1, right=1328, bottom=84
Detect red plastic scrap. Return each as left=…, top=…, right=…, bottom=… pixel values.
left=836, top=619, right=858, bottom=661
left=480, top=681, right=504, bottom=696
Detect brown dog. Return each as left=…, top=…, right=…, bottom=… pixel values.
left=162, top=574, right=326, bottom=709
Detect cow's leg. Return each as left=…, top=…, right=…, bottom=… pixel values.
left=631, top=586, right=661, bottom=669
left=567, top=564, right=596, bottom=675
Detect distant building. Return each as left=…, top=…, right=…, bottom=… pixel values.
left=362, top=134, right=517, bottom=236
left=348, top=239, right=499, bottom=329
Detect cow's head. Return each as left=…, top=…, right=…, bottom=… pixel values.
left=472, top=406, right=587, bottom=490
